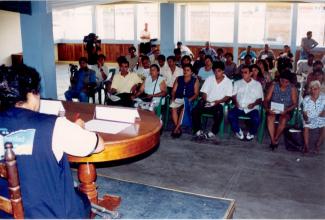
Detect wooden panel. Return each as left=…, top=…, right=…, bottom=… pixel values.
left=188, top=45, right=233, bottom=59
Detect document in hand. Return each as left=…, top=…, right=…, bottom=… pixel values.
left=39, top=99, right=65, bottom=116
left=270, top=101, right=284, bottom=114
left=107, top=93, right=121, bottom=102
left=85, top=120, right=131, bottom=134
left=169, top=98, right=184, bottom=108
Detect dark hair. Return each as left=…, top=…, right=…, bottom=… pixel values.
left=167, top=56, right=176, bottom=62
left=177, top=41, right=182, bottom=46
left=141, top=55, right=150, bottom=62
left=79, top=57, right=88, bottom=64
left=241, top=64, right=250, bottom=72
left=181, top=55, right=192, bottom=64
left=128, top=46, right=136, bottom=52
left=97, top=54, right=106, bottom=60
left=280, top=69, right=293, bottom=81
left=157, top=54, right=166, bottom=62
left=217, top=48, right=224, bottom=53
left=0, top=64, right=41, bottom=111
left=244, top=54, right=252, bottom=59
left=266, top=57, right=275, bottom=70
left=212, top=61, right=225, bottom=71
left=150, top=64, right=160, bottom=72
left=182, top=63, right=193, bottom=71
left=225, top=52, right=233, bottom=60
left=257, top=59, right=269, bottom=72
left=250, top=64, right=264, bottom=79
left=277, top=56, right=291, bottom=73
left=205, top=55, right=213, bottom=63
left=173, top=48, right=181, bottom=56
left=117, top=56, right=129, bottom=66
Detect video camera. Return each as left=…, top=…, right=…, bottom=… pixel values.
left=83, top=33, right=101, bottom=50
left=69, top=64, right=78, bottom=85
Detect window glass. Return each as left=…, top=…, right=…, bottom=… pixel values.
left=238, top=3, right=291, bottom=45
left=185, top=4, right=210, bottom=42
left=297, top=3, right=325, bottom=47
left=137, top=3, right=160, bottom=40
left=53, top=6, right=92, bottom=41
left=210, top=3, right=234, bottom=43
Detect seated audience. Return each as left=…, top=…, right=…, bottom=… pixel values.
left=250, top=64, right=267, bottom=90
left=65, top=57, right=96, bottom=103
left=177, top=41, right=194, bottom=59
left=157, top=54, right=169, bottom=77
left=133, top=64, right=167, bottom=107
left=107, top=58, right=142, bottom=107
left=303, top=80, right=325, bottom=154
left=236, top=54, right=253, bottom=80
left=136, top=55, right=151, bottom=79
left=216, top=48, right=226, bottom=63
left=149, top=48, right=160, bottom=65
left=126, top=46, right=138, bottom=71
left=181, top=55, right=192, bottom=67
left=192, top=61, right=233, bottom=139
left=91, top=54, right=110, bottom=85
left=163, top=56, right=183, bottom=93
left=174, top=48, right=182, bottom=67
left=201, top=41, right=217, bottom=61
left=239, top=45, right=257, bottom=60
left=198, top=55, right=214, bottom=81
left=228, top=65, right=263, bottom=141
left=296, top=53, right=314, bottom=81
left=257, top=59, right=272, bottom=83
left=193, top=50, right=206, bottom=75
left=306, top=69, right=324, bottom=95
left=278, top=45, right=293, bottom=62
left=0, top=64, right=104, bottom=218
left=264, top=71, right=298, bottom=150
left=258, top=44, right=275, bottom=60
left=224, top=52, right=237, bottom=79
left=170, top=64, right=199, bottom=138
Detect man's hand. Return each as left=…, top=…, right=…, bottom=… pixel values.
left=110, top=88, right=117, bottom=94
left=130, top=84, right=138, bottom=95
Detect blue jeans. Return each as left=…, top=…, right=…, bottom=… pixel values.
left=228, top=108, right=260, bottom=135
left=64, top=90, right=89, bottom=103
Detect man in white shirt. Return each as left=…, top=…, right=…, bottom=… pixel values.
left=125, top=46, right=138, bottom=72
left=296, top=53, right=314, bottom=82
left=228, top=65, right=263, bottom=141
left=136, top=55, right=151, bottom=79
left=157, top=54, right=169, bottom=78
left=177, top=41, right=194, bottom=59
left=192, top=61, right=233, bottom=138
left=163, top=56, right=183, bottom=94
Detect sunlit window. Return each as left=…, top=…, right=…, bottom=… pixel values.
left=238, top=3, right=291, bottom=45
left=137, top=4, right=160, bottom=40
left=53, top=6, right=92, bottom=41
left=297, top=3, right=325, bottom=47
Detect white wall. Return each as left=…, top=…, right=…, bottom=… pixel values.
left=0, top=10, right=22, bottom=66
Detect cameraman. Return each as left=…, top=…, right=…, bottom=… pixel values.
left=83, top=33, right=101, bottom=65
left=65, top=57, right=96, bottom=103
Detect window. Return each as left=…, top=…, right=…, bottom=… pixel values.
left=97, top=4, right=134, bottom=40
left=210, top=3, right=234, bottom=43
left=137, top=4, right=160, bottom=40
left=297, top=3, right=325, bottom=47
left=53, top=6, right=93, bottom=41
left=184, top=3, right=234, bottom=43
left=238, top=3, right=291, bottom=45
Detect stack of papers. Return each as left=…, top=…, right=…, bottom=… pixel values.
left=169, top=98, right=184, bottom=108
left=85, top=106, right=140, bottom=134
left=271, top=101, right=284, bottom=114
left=107, top=94, right=121, bottom=102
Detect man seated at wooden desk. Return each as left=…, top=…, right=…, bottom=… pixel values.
left=107, top=57, right=142, bottom=107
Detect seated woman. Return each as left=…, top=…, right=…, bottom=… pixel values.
left=250, top=64, right=266, bottom=89
left=198, top=55, right=214, bottom=81
left=0, top=65, right=104, bottom=218
left=303, top=80, right=325, bottom=154
left=170, top=63, right=199, bottom=138
left=133, top=64, right=167, bottom=109
left=264, top=70, right=298, bottom=150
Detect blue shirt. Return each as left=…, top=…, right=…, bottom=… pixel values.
left=72, top=68, right=96, bottom=92
left=198, top=67, right=214, bottom=81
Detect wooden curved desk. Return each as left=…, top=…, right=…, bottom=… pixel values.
left=63, top=102, right=162, bottom=212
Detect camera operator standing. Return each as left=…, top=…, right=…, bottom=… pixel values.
left=83, top=33, right=101, bottom=65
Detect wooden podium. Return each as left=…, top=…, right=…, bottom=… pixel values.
left=64, top=102, right=162, bottom=212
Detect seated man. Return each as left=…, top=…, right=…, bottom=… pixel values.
left=65, top=57, right=96, bottom=103
left=125, top=46, right=138, bottom=71
left=162, top=56, right=183, bottom=94
left=239, top=45, right=257, bottom=60
left=135, top=55, right=151, bottom=80
left=192, top=61, right=233, bottom=139
left=107, top=57, right=142, bottom=107
left=228, top=65, right=263, bottom=141
left=258, top=44, right=275, bottom=60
